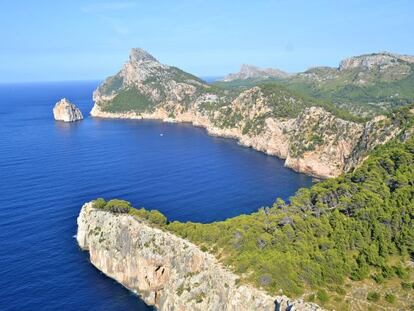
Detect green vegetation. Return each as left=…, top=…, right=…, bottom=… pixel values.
left=98, top=75, right=124, bottom=96
left=165, top=136, right=414, bottom=300
left=283, top=64, right=414, bottom=116
left=91, top=198, right=167, bottom=225
left=92, top=198, right=131, bottom=213
left=170, top=66, right=206, bottom=85
left=103, top=87, right=155, bottom=113
left=218, top=81, right=366, bottom=123
left=384, top=293, right=396, bottom=304
left=316, top=289, right=329, bottom=303
left=215, top=62, right=414, bottom=118
left=367, top=291, right=380, bottom=302
left=213, top=77, right=282, bottom=90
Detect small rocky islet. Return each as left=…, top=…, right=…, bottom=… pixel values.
left=53, top=98, right=83, bottom=122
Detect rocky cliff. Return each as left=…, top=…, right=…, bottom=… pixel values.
left=77, top=202, right=322, bottom=311
left=90, top=48, right=412, bottom=178
left=53, top=98, right=83, bottom=122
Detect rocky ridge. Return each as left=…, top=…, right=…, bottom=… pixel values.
left=77, top=202, right=323, bottom=311
left=339, top=52, right=414, bottom=71
left=222, top=64, right=291, bottom=81
left=299, top=51, right=414, bottom=84
left=53, top=98, right=83, bottom=122
left=91, top=48, right=412, bottom=178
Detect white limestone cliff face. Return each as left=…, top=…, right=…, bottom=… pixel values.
left=53, top=98, right=83, bottom=122
left=77, top=202, right=323, bottom=311
left=91, top=101, right=372, bottom=178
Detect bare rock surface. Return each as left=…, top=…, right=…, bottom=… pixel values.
left=53, top=98, right=83, bottom=122
left=77, top=202, right=323, bottom=311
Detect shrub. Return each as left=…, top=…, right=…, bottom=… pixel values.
left=147, top=210, right=168, bottom=225
left=307, top=294, right=316, bottom=302
left=129, top=207, right=167, bottom=225
left=393, top=265, right=409, bottom=279
left=367, top=292, right=380, bottom=302
left=317, top=289, right=329, bottom=303
left=384, top=293, right=396, bottom=304
left=105, top=199, right=131, bottom=213
left=371, top=273, right=384, bottom=284
left=92, top=198, right=107, bottom=209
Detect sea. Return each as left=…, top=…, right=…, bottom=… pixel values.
left=0, top=81, right=312, bottom=310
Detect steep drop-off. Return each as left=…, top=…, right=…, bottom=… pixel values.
left=77, top=202, right=322, bottom=311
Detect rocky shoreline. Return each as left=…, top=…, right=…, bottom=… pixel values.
left=90, top=104, right=357, bottom=178
left=89, top=48, right=410, bottom=179
left=77, top=202, right=323, bottom=311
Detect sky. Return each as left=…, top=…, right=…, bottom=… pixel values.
left=1, top=0, right=414, bottom=82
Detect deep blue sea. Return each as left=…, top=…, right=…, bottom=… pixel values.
left=0, top=81, right=312, bottom=310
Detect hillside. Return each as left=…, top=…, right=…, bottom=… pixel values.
left=217, top=52, right=414, bottom=117
left=91, top=48, right=413, bottom=178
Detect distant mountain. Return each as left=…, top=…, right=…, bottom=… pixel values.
left=285, top=52, right=414, bottom=116
left=221, top=64, right=291, bottom=82
left=216, top=52, right=414, bottom=117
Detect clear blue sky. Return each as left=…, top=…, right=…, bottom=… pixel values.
left=1, top=0, right=413, bottom=82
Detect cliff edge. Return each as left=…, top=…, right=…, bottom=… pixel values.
left=77, top=202, right=322, bottom=311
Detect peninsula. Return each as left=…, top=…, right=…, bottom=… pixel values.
left=90, top=48, right=414, bottom=178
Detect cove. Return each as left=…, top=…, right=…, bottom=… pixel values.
left=0, top=81, right=312, bottom=310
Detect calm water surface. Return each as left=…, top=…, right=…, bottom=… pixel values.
left=0, top=81, right=312, bottom=310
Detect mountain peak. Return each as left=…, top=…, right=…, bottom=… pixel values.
left=240, top=64, right=259, bottom=72
left=129, top=48, right=158, bottom=63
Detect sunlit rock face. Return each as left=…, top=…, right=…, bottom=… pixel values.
left=53, top=98, right=83, bottom=122
left=77, top=202, right=323, bottom=311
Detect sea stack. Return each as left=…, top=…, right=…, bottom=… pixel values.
left=53, top=98, right=83, bottom=122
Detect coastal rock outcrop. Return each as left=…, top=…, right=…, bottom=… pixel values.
left=77, top=202, right=322, bottom=311
left=53, top=98, right=83, bottom=122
